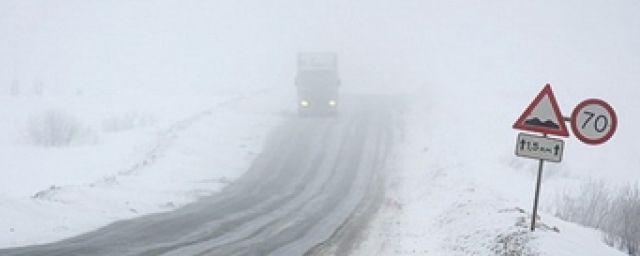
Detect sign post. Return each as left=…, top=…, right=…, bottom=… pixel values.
left=513, top=84, right=618, bottom=231
left=513, top=84, right=568, bottom=231
left=531, top=142, right=545, bottom=232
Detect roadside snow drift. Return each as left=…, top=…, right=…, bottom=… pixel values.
left=0, top=90, right=286, bottom=248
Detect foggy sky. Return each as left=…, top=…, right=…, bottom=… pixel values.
left=1, top=0, right=639, bottom=96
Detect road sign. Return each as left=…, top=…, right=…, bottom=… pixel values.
left=513, top=84, right=569, bottom=137
left=515, top=133, right=564, bottom=162
left=512, top=85, right=619, bottom=231
left=570, top=99, right=618, bottom=145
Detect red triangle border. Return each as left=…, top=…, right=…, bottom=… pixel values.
left=513, top=84, right=570, bottom=137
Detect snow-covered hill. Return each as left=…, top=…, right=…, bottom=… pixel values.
left=0, top=90, right=287, bottom=247
left=353, top=85, right=633, bottom=255
left=350, top=1, right=640, bottom=254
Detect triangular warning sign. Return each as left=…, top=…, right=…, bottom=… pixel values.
left=513, top=84, right=569, bottom=137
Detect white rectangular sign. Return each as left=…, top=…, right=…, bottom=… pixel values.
left=515, top=133, right=564, bottom=162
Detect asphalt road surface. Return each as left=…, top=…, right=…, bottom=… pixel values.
left=1, top=96, right=396, bottom=256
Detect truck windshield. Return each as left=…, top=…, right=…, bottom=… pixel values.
left=296, top=70, right=339, bottom=87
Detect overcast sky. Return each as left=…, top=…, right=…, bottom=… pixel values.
left=1, top=0, right=638, bottom=96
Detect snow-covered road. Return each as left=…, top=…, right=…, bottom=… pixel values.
left=0, top=96, right=396, bottom=256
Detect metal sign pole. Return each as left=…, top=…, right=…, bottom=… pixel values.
left=531, top=158, right=544, bottom=231
left=530, top=133, right=547, bottom=231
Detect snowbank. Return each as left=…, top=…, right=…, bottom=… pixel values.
left=353, top=85, right=634, bottom=255
left=0, top=89, right=287, bottom=248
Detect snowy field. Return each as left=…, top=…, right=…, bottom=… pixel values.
left=0, top=89, right=287, bottom=247
left=353, top=85, right=636, bottom=255
left=350, top=0, right=640, bottom=254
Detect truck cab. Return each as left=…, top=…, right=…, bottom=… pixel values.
left=295, top=52, right=340, bottom=116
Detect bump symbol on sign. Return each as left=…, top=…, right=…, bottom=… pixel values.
left=512, top=84, right=618, bottom=232
left=513, top=84, right=570, bottom=137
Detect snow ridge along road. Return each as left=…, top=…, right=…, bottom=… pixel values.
left=0, top=96, right=396, bottom=256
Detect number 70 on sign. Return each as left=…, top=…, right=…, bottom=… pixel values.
left=570, top=99, right=618, bottom=145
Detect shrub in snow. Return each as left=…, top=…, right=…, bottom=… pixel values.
left=555, top=180, right=612, bottom=229
left=27, top=109, right=96, bottom=147
left=102, top=112, right=155, bottom=132
left=555, top=181, right=640, bottom=255
left=605, top=185, right=640, bottom=255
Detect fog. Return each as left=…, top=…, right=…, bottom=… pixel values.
left=3, top=0, right=638, bottom=96
left=1, top=1, right=640, bottom=254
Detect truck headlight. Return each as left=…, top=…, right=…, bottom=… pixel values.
left=300, top=100, right=310, bottom=107
left=328, top=100, right=337, bottom=107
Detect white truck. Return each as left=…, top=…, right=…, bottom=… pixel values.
left=295, top=52, right=340, bottom=116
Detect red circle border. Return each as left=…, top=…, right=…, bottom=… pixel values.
left=570, top=99, right=618, bottom=145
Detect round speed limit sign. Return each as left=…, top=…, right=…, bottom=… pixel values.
left=570, top=99, right=617, bottom=145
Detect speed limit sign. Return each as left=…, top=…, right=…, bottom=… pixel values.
left=570, top=99, right=618, bottom=145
